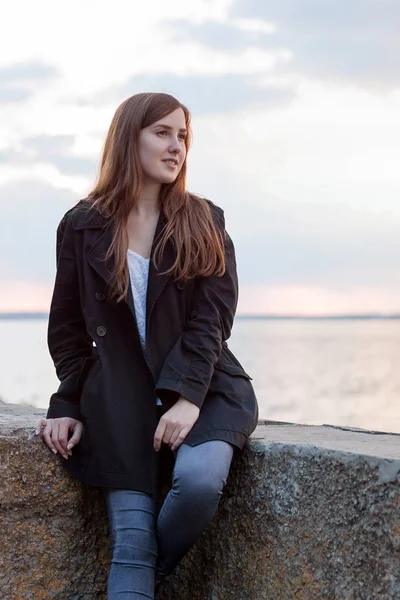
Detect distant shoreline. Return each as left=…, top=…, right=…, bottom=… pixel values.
left=1, top=313, right=400, bottom=321
left=0, top=313, right=50, bottom=320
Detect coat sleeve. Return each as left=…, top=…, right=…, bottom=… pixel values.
left=46, top=210, right=92, bottom=421
left=154, top=207, right=239, bottom=410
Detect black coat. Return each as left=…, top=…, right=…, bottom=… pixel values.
left=46, top=198, right=259, bottom=494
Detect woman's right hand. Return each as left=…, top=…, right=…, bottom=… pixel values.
left=35, top=417, right=84, bottom=460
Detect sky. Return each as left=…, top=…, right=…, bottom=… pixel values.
left=1, top=0, right=400, bottom=315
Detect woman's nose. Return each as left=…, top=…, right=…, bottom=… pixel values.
left=169, top=138, right=182, bottom=153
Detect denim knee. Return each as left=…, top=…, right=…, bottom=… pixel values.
left=173, top=458, right=229, bottom=500
left=111, top=534, right=157, bottom=568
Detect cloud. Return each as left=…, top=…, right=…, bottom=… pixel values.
left=0, top=61, right=60, bottom=104
left=0, top=135, right=97, bottom=177
left=164, top=18, right=277, bottom=51
left=234, top=198, right=400, bottom=288
left=78, top=72, right=295, bottom=116
left=2, top=173, right=400, bottom=315
left=0, top=281, right=54, bottom=312
left=232, top=0, right=400, bottom=88
left=167, top=1, right=400, bottom=89
left=0, top=180, right=78, bottom=282
left=237, top=283, right=400, bottom=316
left=188, top=163, right=400, bottom=288
left=4, top=172, right=400, bottom=291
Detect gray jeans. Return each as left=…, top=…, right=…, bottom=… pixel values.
left=105, top=437, right=234, bottom=599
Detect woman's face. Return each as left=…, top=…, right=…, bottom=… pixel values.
left=138, top=107, right=187, bottom=185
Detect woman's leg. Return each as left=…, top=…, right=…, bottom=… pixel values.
left=105, top=489, right=158, bottom=599
left=155, top=440, right=235, bottom=581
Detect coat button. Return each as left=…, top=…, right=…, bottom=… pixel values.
left=95, top=292, right=105, bottom=301
left=96, top=325, right=107, bottom=337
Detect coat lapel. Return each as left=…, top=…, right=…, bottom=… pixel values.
left=73, top=202, right=175, bottom=329
left=146, top=209, right=175, bottom=333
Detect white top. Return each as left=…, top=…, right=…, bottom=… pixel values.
left=127, top=248, right=162, bottom=406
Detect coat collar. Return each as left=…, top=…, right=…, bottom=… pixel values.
left=71, top=200, right=174, bottom=333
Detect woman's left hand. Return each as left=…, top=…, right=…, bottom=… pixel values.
left=154, top=397, right=200, bottom=452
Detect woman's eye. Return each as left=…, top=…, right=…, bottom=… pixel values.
left=157, top=131, right=186, bottom=141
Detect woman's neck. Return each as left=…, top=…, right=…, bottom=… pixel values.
left=134, top=181, right=162, bottom=216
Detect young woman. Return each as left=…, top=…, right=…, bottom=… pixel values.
left=36, top=92, right=259, bottom=599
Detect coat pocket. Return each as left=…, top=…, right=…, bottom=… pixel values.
left=79, top=357, right=101, bottom=419
left=214, top=357, right=253, bottom=380
left=77, top=354, right=98, bottom=392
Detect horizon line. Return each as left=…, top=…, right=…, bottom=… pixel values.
left=2, top=312, right=400, bottom=321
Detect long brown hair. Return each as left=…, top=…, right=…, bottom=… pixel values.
left=87, top=92, right=226, bottom=303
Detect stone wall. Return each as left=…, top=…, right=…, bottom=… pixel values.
left=1, top=402, right=399, bottom=599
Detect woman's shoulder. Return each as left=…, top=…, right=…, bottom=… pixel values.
left=207, top=199, right=225, bottom=230
left=58, top=198, right=106, bottom=231
left=190, top=193, right=225, bottom=227
left=191, top=193, right=223, bottom=213
left=206, top=198, right=224, bottom=215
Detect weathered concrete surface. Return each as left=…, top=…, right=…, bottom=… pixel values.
left=1, top=402, right=399, bottom=599
left=0, top=403, right=111, bottom=599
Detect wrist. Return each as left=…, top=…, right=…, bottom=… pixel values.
left=178, top=395, right=191, bottom=404
left=178, top=396, right=199, bottom=410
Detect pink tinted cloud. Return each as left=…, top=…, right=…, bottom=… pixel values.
left=237, top=284, right=400, bottom=316
left=0, top=282, right=53, bottom=312
left=1, top=281, right=400, bottom=316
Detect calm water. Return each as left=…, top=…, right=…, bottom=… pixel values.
left=1, top=318, right=400, bottom=434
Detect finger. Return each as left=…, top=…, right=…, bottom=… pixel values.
left=67, top=422, right=83, bottom=451
left=42, top=422, right=58, bottom=455
left=58, top=421, right=71, bottom=456
left=35, top=418, right=47, bottom=435
left=162, top=421, right=178, bottom=447
left=164, top=422, right=187, bottom=447
left=171, top=427, right=190, bottom=452
left=51, top=421, right=68, bottom=459
left=154, top=419, right=167, bottom=452
left=168, top=425, right=183, bottom=448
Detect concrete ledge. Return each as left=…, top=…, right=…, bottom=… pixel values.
left=1, top=403, right=399, bottom=599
